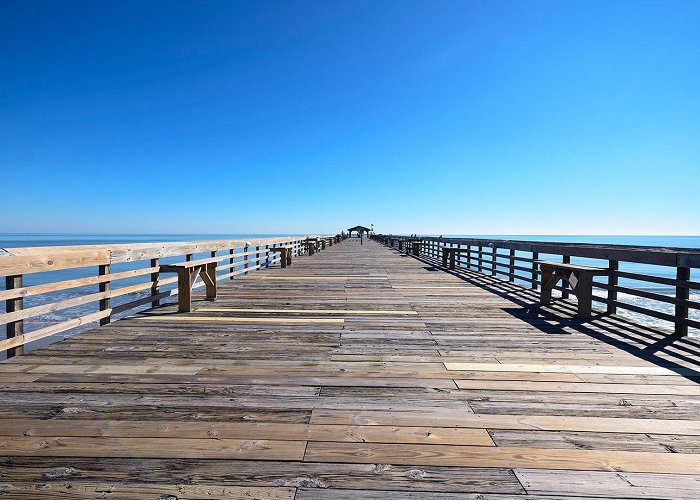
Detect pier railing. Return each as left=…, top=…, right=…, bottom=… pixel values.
left=0, top=236, right=313, bottom=358
left=376, top=235, right=700, bottom=338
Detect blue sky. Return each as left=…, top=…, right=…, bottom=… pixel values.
left=1, top=0, right=698, bottom=235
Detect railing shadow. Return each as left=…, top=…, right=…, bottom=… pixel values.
left=404, top=252, right=700, bottom=380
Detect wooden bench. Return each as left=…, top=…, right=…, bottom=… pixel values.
left=270, top=246, right=293, bottom=268
left=304, top=239, right=318, bottom=256
left=442, top=247, right=469, bottom=270
left=160, top=257, right=218, bottom=313
left=411, top=241, right=421, bottom=256
left=536, top=260, right=608, bottom=318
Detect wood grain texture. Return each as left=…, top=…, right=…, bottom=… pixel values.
left=303, top=441, right=700, bottom=474
left=1, top=237, right=698, bottom=498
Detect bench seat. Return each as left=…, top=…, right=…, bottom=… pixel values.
left=535, top=260, right=608, bottom=318
left=160, top=258, right=218, bottom=313
left=270, top=246, right=293, bottom=268
left=442, top=247, right=470, bottom=270
left=304, top=240, right=318, bottom=256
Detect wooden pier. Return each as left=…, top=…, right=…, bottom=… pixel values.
left=1, top=237, right=700, bottom=498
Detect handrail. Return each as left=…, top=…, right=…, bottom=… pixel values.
left=1, top=236, right=322, bottom=358
left=374, top=234, right=700, bottom=338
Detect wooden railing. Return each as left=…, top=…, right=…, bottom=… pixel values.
left=375, top=234, right=700, bottom=338
left=0, top=236, right=317, bottom=358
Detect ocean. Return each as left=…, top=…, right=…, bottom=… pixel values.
left=1, top=233, right=698, bottom=359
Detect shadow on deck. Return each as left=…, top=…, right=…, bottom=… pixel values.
left=1, top=238, right=699, bottom=499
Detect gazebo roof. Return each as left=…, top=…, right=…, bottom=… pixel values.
left=347, top=225, right=372, bottom=232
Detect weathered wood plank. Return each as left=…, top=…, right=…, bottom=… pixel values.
left=515, top=469, right=700, bottom=499
left=0, top=436, right=306, bottom=460
left=0, top=481, right=295, bottom=499
left=303, top=441, right=700, bottom=473
left=310, top=410, right=700, bottom=435
left=0, top=420, right=494, bottom=446
left=0, top=237, right=698, bottom=498
left=0, top=458, right=525, bottom=494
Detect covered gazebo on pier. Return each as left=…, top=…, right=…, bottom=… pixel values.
left=347, top=225, right=372, bottom=237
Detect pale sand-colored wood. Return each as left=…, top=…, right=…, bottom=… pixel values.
left=514, top=469, right=700, bottom=499
left=196, top=307, right=418, bottom=315
left=0, top=373, right=42, bottom=382
left=2, top=364, right=205, bottom=375
left=254, top=276, right=388, bottom=280
left=0, top=435, right=306, bottom=460
left=454, top=379, right=700, bottom=396
left=310, top=410, right=700, bottom=435
left=0, top=419, right=494, bottom=446
left=444, top=362, right=692, bottom=376
left=392, top=286, right=471, bottom=289
left=134, top=316, right=345, bottom=324
left=304, top=442, right=700, bottom=474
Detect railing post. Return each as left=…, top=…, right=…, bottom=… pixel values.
left=509, top=249, right=515, bottom=282
left=491, top=245, right=497, bottom=276
left=675, top=266, right=690, bottom=337
left=150, top=258, right=160, bottom=307
left=256, top=245, right=260, bottom=269
left=607, top=260, right=618, bottom=314
left=99, top=264, right=110, bottom=326
left=5, top=275, right=24, bottom=358
left=478, top=246, right=483, bottom=273
left=562, top=255, right=570, bottom=299
left=531, top=251, right=539, bottom=289
left=241, top=247, right=246, bottom=277
left=230, top=248, right=236, bottom=279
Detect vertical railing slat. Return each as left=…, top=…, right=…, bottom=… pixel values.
left=99, top=264, right=110, bottom=326
left=151, top=258, right=160, bottom=307
left=491, top=245, right=497, bottom=276
left=607, top=260, right=618, bottom=314
left=509, top=249, right=515, bottom=282
left=5, top=275, right=24, bottom=358
left=531, top=251, right=539, bottom=289
left=675, top=266, right=690, bottom=337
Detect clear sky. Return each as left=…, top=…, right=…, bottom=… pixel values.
left=1, top=0, right=698, bottom=235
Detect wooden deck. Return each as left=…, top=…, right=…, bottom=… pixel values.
left=1, top=238, right=700, bottom=499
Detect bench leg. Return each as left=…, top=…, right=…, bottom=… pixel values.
left=204, top=263, right=217, bottom=300
left=281, top=252, right=287, bottom=268
left=287, top=250, right=292, bottom=267
left=442, top=252, right=448, bottom=268
left=575, top=274, right=593, bottom=318
left=177, top=269, right=192, bottom=313
left=450, top=252, right=456, bottom=270
left=540, top=266, right=556, bottom=305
